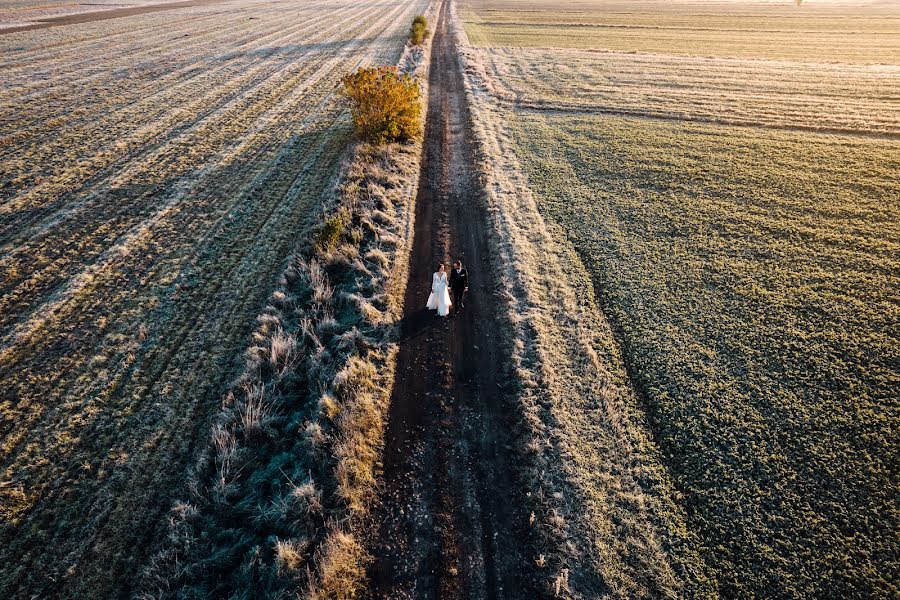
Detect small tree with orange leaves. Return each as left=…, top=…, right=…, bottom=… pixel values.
left=340, top=66, right=421, bottom=144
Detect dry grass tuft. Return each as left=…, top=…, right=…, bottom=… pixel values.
left=237, top=381, right=274, bottom=439
left=270, top=328, right=299, bottom=377
left=275, top=537, right=311, bottom=575
left=312, top=528, right=368, bottom=600
left=319, top=391, right=342, bottom=420
left=290, top=480, right=324, bottom=517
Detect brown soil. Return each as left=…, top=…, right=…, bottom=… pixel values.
left=364, top=1, right=541, bottom=598
left=0, top=0, right=225, bottom=35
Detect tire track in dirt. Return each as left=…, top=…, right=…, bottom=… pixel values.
left=366, top=1, right=540, bottom=598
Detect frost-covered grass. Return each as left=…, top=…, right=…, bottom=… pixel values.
left=0, top=0, right=427, bottom=597
left=139, top=5, right=438, bottom=596
left=464, top=47, right=900, bottom=136
left=139, top=141, right=423, bottom=600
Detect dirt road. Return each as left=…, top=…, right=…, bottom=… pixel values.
left=365, top=1, right=541, bottom=598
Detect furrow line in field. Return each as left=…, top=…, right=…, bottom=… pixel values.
left=0, top=24, right=349, bottom=207
left=0, top=13, right=279, bottom=131
left=3, top=121, right=346, bottom=588
left=0, top=1, right=374, bottom=210
left=0, top=49, right=366, bottom=390
left=0, top=66, right=331, bottom=368
left=0, top=0, right=370, bottom=167
left=1, top=1, right=335, bottom=117
left=0, top=67, right=360, bottom=342
left=0, top=1, right=383, bottom=263
left=513, top=102, right=900, bottom=139
left=101, top=23, right=408, bottom=488
left=0, top=2, right=387, bottom=358
left=0, top=0, right=410, bottom=479
left=73, top=1, right=410, bottom=427
left=0, top=0, right=329, bottom=61
left=0, top=0, right=348, bottom=64
left=471, top=19, right=900, bottom=36
left=488, top=47, right=900, bottom=85
left=0, top=6, right=221, bottom=65
left=0, top=4, right=419, bottom=590
left=0, top=7, right=248, bottom=80
left=467, top=48, right=900, bottom=136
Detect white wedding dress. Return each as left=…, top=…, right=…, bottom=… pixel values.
left=426, top=271, right=452, bottom=316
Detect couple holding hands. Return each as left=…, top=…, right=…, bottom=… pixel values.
left=427, top=259, right=469, bottom=317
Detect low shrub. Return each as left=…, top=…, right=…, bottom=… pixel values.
left=340, top=66, right=421, bottom=144
left=410, top=15, right=427, bottom=45
left=314, top=212, right=346, bottom=252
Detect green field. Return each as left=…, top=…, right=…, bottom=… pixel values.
left=506, top=112, right=899, bottom=597
left=461, top=0, right=900, bottom=596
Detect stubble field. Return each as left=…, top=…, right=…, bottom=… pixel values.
left=462, top=0, right=900, bottom=61
left=0, top=0, right=425, bottom=596
left=460, top=0, right=899, bottom=597
left=0, top=0, right=187, bottom=30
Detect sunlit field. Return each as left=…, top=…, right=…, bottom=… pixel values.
left=2, top=0, right=898, bottom=597
left=461, top=0, right=900, bottom=596
left=462, top=0, right=900, bottom=61
left=0, top=0, right=425, bottom=596
left=508, top=112, right=899, bottom=597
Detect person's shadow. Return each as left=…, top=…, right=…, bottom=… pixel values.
left=398, top=307, right=441, bottom=344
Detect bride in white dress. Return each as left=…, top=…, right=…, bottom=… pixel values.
left=426, top=263, right=452, bottom=317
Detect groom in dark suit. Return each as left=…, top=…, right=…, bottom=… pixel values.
left=449, top=259, right=469, bottom=315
